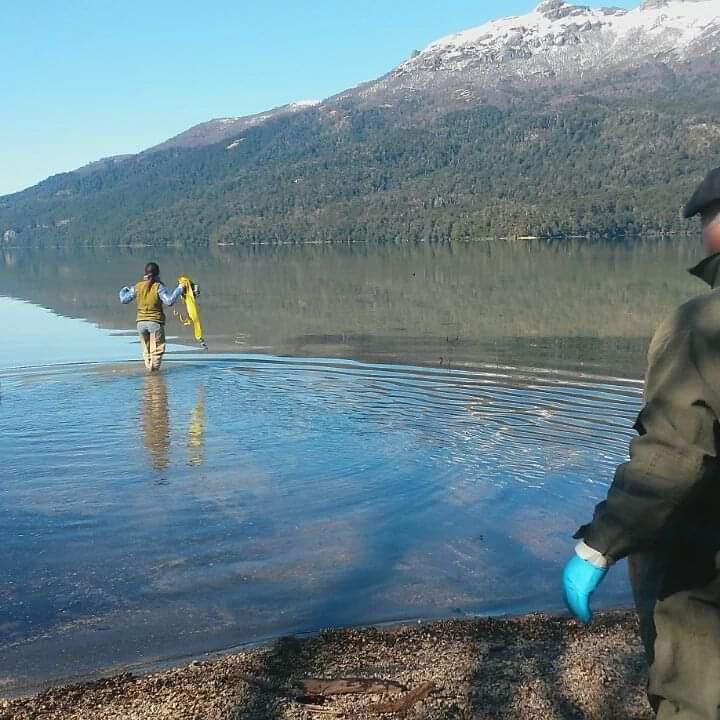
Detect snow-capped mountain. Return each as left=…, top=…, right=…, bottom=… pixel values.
left=132, top=0, right=720, bottom=155
left=111, top=1, right=720, bottom=154
left=346, top=0, right=720, bottom=105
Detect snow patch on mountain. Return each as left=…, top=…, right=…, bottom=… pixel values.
left=387, top=0, right=719, bottom=89
left=425, top=0, right=716, bottom=54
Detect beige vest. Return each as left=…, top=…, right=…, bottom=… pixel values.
left=135, top=281, right=165, bottom=323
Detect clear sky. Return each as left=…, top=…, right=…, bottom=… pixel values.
left=2, top=0, right=637, bottom=197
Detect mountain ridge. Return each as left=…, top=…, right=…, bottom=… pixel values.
left=345, top=0, right=719, bottom=108
left=2, top=0, right=719, bottom=246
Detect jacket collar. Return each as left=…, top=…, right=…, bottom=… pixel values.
left=689, top=252, right=720, bottom=288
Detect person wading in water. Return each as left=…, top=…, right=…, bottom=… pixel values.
left=119, top=262, right=184, bottom=372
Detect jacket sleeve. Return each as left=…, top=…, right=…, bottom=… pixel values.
left=119, top=286, right=136, bottom=304
left=158, top=283, right=184, bottom=306
left=577, top=313, right=720, bottom=563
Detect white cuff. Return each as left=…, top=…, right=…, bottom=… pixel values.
left=575, top=540, right=610, bottom=569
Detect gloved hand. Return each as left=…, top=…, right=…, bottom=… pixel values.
left=562, top=550, right=608, bottom=624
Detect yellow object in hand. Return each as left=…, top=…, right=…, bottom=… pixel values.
left=175, top=275, right=207, bottom=349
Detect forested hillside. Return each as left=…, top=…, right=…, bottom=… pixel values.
left=3, top=0, right=719, bottom=246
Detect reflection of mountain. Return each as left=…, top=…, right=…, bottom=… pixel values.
left=0, top=240, right=701, bottom=373
left=143, top=373, right=170, bottom=471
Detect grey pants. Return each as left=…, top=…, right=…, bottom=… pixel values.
left=137, top=321, right=166, bottom=371
left=630, top=542, right=720, bottom=719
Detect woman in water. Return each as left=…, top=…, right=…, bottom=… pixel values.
left=119, top=262, right=185, bottom=371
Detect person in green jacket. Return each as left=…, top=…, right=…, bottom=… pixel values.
left=563, top=166, right=720, bottom=719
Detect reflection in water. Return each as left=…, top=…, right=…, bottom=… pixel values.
left=188, top=386, right=206, bottom=466
left=0, top=239, right=702, bottom=376
left=141, top=375, right=207, bottom=471
left=1, top=356, right=640, bottom=691
left=142, top=373, right=170, bottom=471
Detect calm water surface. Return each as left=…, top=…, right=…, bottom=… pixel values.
left=0, top=239, right=703, bottom=693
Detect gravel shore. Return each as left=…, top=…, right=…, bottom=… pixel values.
left=0, top=610, right=652, bottom=720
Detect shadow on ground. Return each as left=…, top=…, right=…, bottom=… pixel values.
left=1, top=610, right=653, bottom=720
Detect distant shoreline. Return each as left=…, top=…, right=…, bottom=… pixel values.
left=1, top=609, right=652, bottom=720
left=0, top=229, right=701, bottom=251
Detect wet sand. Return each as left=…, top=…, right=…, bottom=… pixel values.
left=1, top=610, right=652, bottom=720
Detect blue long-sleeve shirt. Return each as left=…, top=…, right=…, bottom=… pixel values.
left=119, top=283, right=184, bottom=306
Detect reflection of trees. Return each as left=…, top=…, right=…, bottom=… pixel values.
left=143, top=373, right=170, bottom=471
left=0, top=239, right=701, bottom=358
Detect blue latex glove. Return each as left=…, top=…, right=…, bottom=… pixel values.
left=562, top=555, right=608, bottom=624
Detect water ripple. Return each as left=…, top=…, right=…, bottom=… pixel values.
left=0, top=355, right=641, bottom=691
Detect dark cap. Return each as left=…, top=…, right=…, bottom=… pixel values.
left=683, top=167, right=720, bottom=219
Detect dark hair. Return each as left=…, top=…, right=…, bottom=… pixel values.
left=144, top=262, right=160, bottom=286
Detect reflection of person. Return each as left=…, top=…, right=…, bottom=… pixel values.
left=563, top=167, right=720, bottom=718
left=119, top=262, right=184, bottom=371
left=143, top=372, right=170, bottom=471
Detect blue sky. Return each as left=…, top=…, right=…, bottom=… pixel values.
left=2, top=0, right=636, bottom=196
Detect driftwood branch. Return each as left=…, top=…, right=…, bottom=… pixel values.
left=297, top=677, right=407, bottom=697
left=232, top=669, right=433, bottom=716
left=366, top=681, right=435, bottom=715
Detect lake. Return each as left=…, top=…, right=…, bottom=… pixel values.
left=0, top=238, right=702, bottom=694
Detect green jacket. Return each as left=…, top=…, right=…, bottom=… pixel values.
left=577, top=252, right=720, bottom=564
